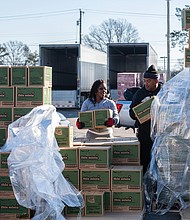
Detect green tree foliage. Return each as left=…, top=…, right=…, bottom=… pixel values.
left=83, top=18, right=140, bottom=52
left=170, top=5, right=190, bottom=52
left=1, top=40, right=39, bottom=66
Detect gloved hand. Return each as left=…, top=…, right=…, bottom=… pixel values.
left=104, top=118, right=115, bottom=127
left=76, top=118, right=85, bottom=129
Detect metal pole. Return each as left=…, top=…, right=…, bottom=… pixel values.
left=79, top=9, right=84, bottom=44
left=166, top=0, right=171, bottom=80
left=160, top=56, right=167, bottom=73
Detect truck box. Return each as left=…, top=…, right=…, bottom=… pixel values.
left=39, top=44, right=107, bottom=108
left=107, top=43, right=157, bottom=99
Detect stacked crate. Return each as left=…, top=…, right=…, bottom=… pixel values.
left=117, top=72, right=141, bottom=100
left=0, top=65, right=52, bottom=145
left=55, top=127, right=80, bottom=217
left=0, top=152, right=31, bottom=219
left=59, top=138, right=143, bottom=218
left=109, top=140, right=143, bottom=212
left=59, top=110, right=144, bottom=217
left=79, top=144, right=112, bottom=216
left=0, top=65, right=52, bottom=219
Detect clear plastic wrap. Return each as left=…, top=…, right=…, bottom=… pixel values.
left=0, top=105, right=84, bottom=220
left=144, top=68, right=190, bottom=214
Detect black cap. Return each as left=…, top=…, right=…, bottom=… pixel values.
left=144, top=65, right=158, bottom=79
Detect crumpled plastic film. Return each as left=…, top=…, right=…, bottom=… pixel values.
left=0, top=105, right=84, bottom=220
left=144, top=68, right=190, bottom=214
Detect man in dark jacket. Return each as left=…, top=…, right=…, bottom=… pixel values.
left=129, top=65, right=162, bottom=175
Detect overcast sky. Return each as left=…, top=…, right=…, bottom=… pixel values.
left=0, top=0, right=189, bottom=69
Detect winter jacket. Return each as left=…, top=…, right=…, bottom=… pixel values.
left=129, top=83, right=162, bottom=135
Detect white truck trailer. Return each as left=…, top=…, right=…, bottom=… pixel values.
left=107, top=43, right=158, bottom=100
left=39, top=44, right=107, bottom=108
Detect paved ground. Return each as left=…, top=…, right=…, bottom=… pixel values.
left=58, top=108, right=182, bottom=220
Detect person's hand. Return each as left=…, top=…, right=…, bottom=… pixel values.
left=76, top=118, right=85, bottom=129
left=104, top=118, right=115, bottom=127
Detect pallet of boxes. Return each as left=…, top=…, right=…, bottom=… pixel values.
left=61, top=109, right=144, bottom=219
left=0, top=65, right=52, bottom=219
left=180, top=8, right=190, bottom=220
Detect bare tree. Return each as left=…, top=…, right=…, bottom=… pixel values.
left=0, top=45, right=9, bottom=65
left=25, top=50, right=39, bottom=66
left=83, top=18, right=140, bottom=52
left=2, top=40, right=39, bottom=66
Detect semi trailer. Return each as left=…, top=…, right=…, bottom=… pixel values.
left=39, top=44, right=107, bottom=108
left=107, top=43, right=158, bottom=100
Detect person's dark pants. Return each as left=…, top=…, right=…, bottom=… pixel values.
left=137, top=131, right=153, bottom=175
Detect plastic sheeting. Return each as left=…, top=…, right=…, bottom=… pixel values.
left=144, top=68, right=190, bottom=214
left=0, top=105, right=84, bottom=220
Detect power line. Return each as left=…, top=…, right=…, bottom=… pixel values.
left=0, top=9, right=78, bottom=21
left=0, top=8, right=177, bottom=21
left=84, top=8, right=177, bottom=18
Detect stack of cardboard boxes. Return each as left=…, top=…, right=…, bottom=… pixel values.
left=0, top=65, right=52, bottom=219
left=0, top=67, right=144, bottom=218
left=57, top=110, right=144, bottom=218
left=117, top=72, right=142, bottom=100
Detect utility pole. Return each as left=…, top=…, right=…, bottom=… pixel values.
left=166, top=0, right=171, bottom=81
left=77, top=9, right=84, bottom=44
left=160, top=56, right=167, bottom=73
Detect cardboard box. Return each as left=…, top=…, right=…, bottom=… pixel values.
left=28, top=66, right=52, bottom=87
left=0, top=190, right=15, bottom=198
left=10, top=66, right=27, bottom=86
left=112, top=190, right=143, bottom=212
left=64, top=206, right=84, bottom=217
left=78, top=111, right=94, bottom=129
left=84, top=191, right=105, bottom=216
left=0, top=153, right=9, bottom=169
left=62, top=169, right=80, bottom=189
left=111, top=165, right=143, bottom=191
left=15, top=86, right=52, bottom=107
left=185, top=48, right=190, bottom=68
left=117, top=72, right=141, bottom=100
left=0, top=176, right=12, bottom=192
left=79, top=146, right=112, bottom=169
left=59, top=147, right=78, bottom=169
left=80, top=169, right=110, bottom=191
left=0, top=128, right=7, bottom=147
left=94, top=109, right=113, bottom=128
left=81, top=141, right=113, bottom=146
left=0, top=213, right=30, bottom=220
left=112, top=140, right=140, bottom=165
left=0, top=108, right=13, bottom=127
left=132, top=97, right=154, bottom=124
left=0, top=66, right=10, bottom=87
left=101, top=190, right=111, bottom=212
left=13, top=107, right=33, bottom=121
left=78, top=109, right=113, bottom=129
left=0, top=168, right=9, bottom=176
left=0, top=87, right=14, bottom=107
left=55, top=126, right=73, bottom=147
left=0, top=198, right=30, bottom=218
